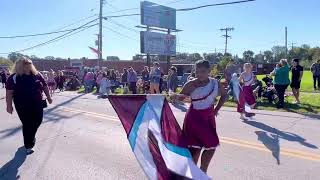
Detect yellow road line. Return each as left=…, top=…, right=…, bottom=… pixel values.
left=51, top=106, right=320, bottom=162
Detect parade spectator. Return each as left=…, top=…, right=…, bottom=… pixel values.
left=121, top=68, right=128, bottom=87
left=141, top=66, right=150, bottom=93
left=290, top=59, right=304, bottom=104
left=149, top=62, right=161, bottom=94
left=6, top=57, right=52, bottom=154
left=66, top=75, right=81, bottom=91
left=110, top=69, right=117, bottom=93
left=99, top=73, right=112, bottom=98
left=55, top=71, right=65, bottom=92
left=1, top=70, right=7, bottom=88
left=167, top=66, right=179, bottom=93
left=271, top=59, right=290, bottom=109
left=127, top=67, right=137, bottom=94
left=47, top=70, right=56, bottom=96
left=310, top=59, right=320, bottom=91
left=96, top=71, right=103, bottom=94
left=224, top=59, right=241, bottom=97
left=84, top=71, right=95, bottom=93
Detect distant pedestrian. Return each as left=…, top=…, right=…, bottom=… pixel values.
left=127, top=67, right=137, bottom=94
left=310, top=59, right=320, bottom=91
left=224, top=59, right=241, bottom=97
left=55, top=71, right=65, bottom=92
left=141, top=66, right=150, bottom=93
left=1, top=70, right=7, bottom=88
left=99, top=73, right=112, bottom=97
left=290, top=59, right=304, bottom=104
left=121, top=68, right=128, bottom=86
left=149, top=62, right=161, bottom=94
left=271, top=59, right=290, bottom=109
left=47, top=70, right=56, bottom=96
left=167, top=66, right=179, bottom=93
left=6, top=57, right=52, bottom=155
left=84, top=71, right=95, bottom=93
left=96, top=71, right=103, bottom=94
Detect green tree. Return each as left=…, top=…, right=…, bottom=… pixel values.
left=8, top=52, right=24, bottom=62
left=263, top=50, right=273, bottom=62
left=243, top=50, right=255, bottom=62
left=45, top=56, right=55, bottom=60
left=271, top=46, right=286, bottom=61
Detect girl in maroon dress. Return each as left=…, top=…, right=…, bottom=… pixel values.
left=172, top=60, right=227, bottom=173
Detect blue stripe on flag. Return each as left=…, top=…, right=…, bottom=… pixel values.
left=128, top=102, right=147, bottom=149
left=164, top=142, right=192, bottom=158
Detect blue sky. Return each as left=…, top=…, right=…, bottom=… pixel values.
left=0, top=0, right=319, bottom=60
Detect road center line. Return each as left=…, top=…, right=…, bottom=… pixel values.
left=51, top=105, right=320, bottom=162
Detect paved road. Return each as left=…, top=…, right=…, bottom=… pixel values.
left=0, top=89, right=319, bottom=180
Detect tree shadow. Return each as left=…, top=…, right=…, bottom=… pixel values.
left=0, top=146, right=26, bottom=180
left=243, top=119, right=318, bottom=149
left=255, top=131, right=280, bottom=165
left=0, top=94, right=85, bottom=139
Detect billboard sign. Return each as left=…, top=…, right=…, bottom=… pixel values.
left=141, top=1, right=176, bottom=30
left=140, top=31, right=176, bottom=56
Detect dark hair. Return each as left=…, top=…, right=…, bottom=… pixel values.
left=292, top=58, right=300, bottom=63
left=195, top=60, right=210, bottom=69
left=170, top=66, right=177, bottom=72
left=154, top=62, right=159, bottom=66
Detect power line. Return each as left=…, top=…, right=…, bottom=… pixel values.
left=103, top=0, right=255, bottom=18
left=103, top=26, right=138, bottom=41
left=0, top=25, right=97, bottom=39
left=0, top=19, right=99, bottom=54
left=107, top=19, right=139, bottom=33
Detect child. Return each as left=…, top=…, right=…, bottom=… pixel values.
left=172, top=60, right=227, bottom=173
left=99, top=73, right=111, bottom=98
left=238, top=63, right=256, bottom=120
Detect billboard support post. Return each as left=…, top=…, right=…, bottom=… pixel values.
left=147, top=26, right=151, bottom=68
left=167, top=29, right=171, bottom=74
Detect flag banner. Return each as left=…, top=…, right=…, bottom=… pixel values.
left=108, top=95, right=211, bottom=180
left=88, top=46, right=101, bottom=55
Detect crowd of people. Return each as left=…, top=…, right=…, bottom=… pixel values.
left=81, top=62, right=179, bottom=98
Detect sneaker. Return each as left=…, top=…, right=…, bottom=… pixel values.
left=26, top=148, right=34, bottom=155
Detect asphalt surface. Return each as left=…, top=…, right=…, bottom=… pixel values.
left=0, top=88, right=319, bottom=180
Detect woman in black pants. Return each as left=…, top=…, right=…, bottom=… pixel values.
left=270, top=59, right=290, bottom=108
left=6, top=57, right=52, bottom=155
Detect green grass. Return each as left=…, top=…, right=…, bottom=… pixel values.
left=224, top=93, right=320, bottom=114
left=257, top=71, right=315, bottom=93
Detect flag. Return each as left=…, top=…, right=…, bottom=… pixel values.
left=108, top=95, right=211, bottom=180
left=88, top=46, right=101, bottom=55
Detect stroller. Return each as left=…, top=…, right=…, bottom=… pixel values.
left=261, top=75, right=278, bottom=103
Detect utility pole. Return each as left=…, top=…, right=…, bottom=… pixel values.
left=291, top=42, right=296, bottom=50
left=220, top=27, right=234, bottom=55
left=98, top=0, right=103, bottom=68
left=285, top=26, right=288, bottom=59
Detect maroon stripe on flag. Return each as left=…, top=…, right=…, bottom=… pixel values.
left=160, top=100, right=188, bottom=148
left=108, top=95, right=146, bottom=135
left=148, top=131, right=190, bottom=180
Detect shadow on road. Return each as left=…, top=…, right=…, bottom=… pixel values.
left=0, top=147, right=26, bottom=180
left=255, top=131, right=280, bottom=165
left=0, top=94, right=85, bottom=139
left=243, top=119, right=318, bottom=149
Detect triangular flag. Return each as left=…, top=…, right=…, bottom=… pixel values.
left=108, top=95, right=211, bottom=180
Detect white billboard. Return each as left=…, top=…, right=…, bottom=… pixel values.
left=141, top=1, right=176, bottom=30
left=140, top=31, right=176, bottom=56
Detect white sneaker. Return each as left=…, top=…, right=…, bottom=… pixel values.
left=26, top=148, right=34, bottom=155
